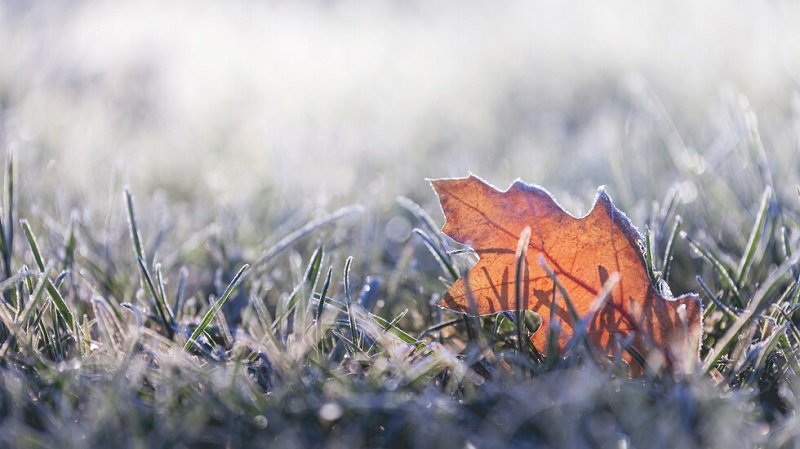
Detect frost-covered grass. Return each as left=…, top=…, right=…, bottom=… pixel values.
left=2, top=2, right=800, bottom=448
left=2, top=144, right=794, bottom=448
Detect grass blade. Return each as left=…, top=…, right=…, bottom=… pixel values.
left=277, top=246, right=325, bottom=334
left=515, top=226, right=531, bottom=355
left=62, top=210, right=78, bottom=270
left=343, top=256, right=360, bottom=348
left=1, top=149, right=13, bottom=279
left=703, top=257, right=797, bottom=373
left=184, top=263, right=249, bottom=351
left=124, top=187, right=146, bottom=261
left=684, top=233, right=743, bottom=308
left=305, top=246, right=324, bottom=293
left=18, top=266, right=53, bottom=326
left=20, top=220, right=74, bottom=328
left=644, top=226, right=658, bottom=284
left=736, top=187, right=771, bottom=285
left=20, top=219, right=45, bottom=272
left=173, top=266, right=188, bottom=319
left=125, top=188, right=175, bottom=338
left=696, top=275, right=739, bottom=321
left=662, top=216, right=682, bottom=283
left=316, top=266, right=333, bottom=321
left=136, top=257, right=175, bottom=339
left=413, top=228, right=459, bottom=282
left=46, top=277, right=74, bottom=330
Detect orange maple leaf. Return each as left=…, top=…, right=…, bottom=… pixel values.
left=431, top=175, right=702, bottom=375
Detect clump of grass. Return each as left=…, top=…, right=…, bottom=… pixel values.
left=0, top=90, right=799, bottom=449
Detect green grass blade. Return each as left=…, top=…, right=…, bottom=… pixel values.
left=748, top=323, right=786, bottom=383
left=418, top=319, right=461, bottom=339
left=370, top=312, right=418, bottom=345
left=781, top=226, right=792, bottom=260
left=184, top=263, right=249, bottom=351
left=316, top=266, right=333, bottom=321
left=300, top=245, right=324, bottom=325
left=20, top=264, right=33, bottom=304
left=126, top=188, right=175, bottom=334
left=696, top=275, right=739, bottom=321
left=662, top=216, right=682, bottom=283
left=381, top=308, right=408, bottom=333
left=736, top=187, right=771, bottom=285
left=790, top=281, right=800, bottom=309
left=0, top=270, right=32, bottom=302
left=62, top=210, right=78, bottom=270
left=365, top=309, right=411, bottom=354
left=248, top=291, right=269, bottom=333
left=277, top=246, right=325, bottom=333
left=644, top=226, right=658, bottom=284
left=155, top=263, right=171, bottom=320
left=343, top=256, right=360, bottom=348
left=19, top=220, right=74, bottom=328
left=18, top=265, right=54, bottom=326
left=3, top=149, right=13, bottom=279
left=267, top=281, right=418, bottom=346
left=46, top=278, right=74, bottom=330
left=306, top=246, right=324, bottom=291
left=780, top=334, right=800, bottom=378
left=20, top=219, right=45, bottom=272
left=684, top=233, right=743, bottom=308
left=702, top=257, right=796, bottom=373
left=173, top=266, right=188, bottom=319
left=136, top=257, right=174, bottom=339
left=0, top=301, right=15, bottom=339
left=0, top=213, right=6, bottom=279
left=124, top=187, right=146, bottom=261
left=545, top=271, right=564, bottom=362
left=413, top=228, right=459, bottom=281
left=782, top=226, right=799, bottom=285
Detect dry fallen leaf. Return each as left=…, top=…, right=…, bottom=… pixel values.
left=431, top=175, right=702, bottom=375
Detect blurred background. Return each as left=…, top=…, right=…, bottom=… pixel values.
left=2, top=0, right=798, bottom=200
left=1, top=0, right=799, bottom=299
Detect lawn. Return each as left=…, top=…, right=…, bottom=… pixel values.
left=1, top=2, right=800, bottom=448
